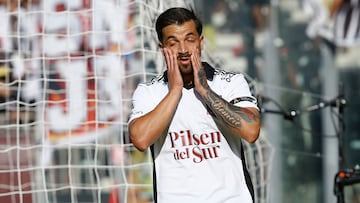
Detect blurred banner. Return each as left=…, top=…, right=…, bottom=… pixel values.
left=39, top=0, right=128, bottom=144
left=45, top=56, right=123, bottom=143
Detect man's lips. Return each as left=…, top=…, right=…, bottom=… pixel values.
left=178, top=53, right=191, bottom=60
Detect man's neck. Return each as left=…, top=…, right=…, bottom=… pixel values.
left=182, top=75, right=194, bottom=89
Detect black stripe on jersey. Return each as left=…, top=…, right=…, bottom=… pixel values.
left=230, top=96, right=257, bottom=105
left=241, top=141, right=255, bottom=203
left=150, top=145, right=158, bottom=203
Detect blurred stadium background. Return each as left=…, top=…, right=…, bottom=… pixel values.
left=0, top=0, right=359, bottom=203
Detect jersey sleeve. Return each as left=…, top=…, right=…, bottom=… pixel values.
left=128, top=83, right=154, bottom=123
left=224, top=73, right=258, bottom=109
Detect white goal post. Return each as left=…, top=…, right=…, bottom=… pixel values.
left=0, top=0, right=272, bottom=203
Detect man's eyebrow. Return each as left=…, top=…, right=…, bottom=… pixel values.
left=185, top=32, right=197, bottom=37
left=165, top=35, right=177, bottom=41
left=165, top=32, right=197, bottom=41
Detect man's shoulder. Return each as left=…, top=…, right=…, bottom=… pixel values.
left=203, top=62, right=245, bottom=83
left=137, top=73, right=167, bottom=88
left=212, top=68, right=245, bottom=83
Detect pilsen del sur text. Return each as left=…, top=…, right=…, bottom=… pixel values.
left=168, top=130, right=222, bottom=163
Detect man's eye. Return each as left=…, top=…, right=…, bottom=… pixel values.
left=167, top=41, right=177, bottom=47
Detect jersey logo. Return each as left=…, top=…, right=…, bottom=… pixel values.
left=214, top=69, right=236, bottom=82
left=168, top=129, right=222, bottom=163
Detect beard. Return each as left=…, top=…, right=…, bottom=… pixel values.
left=179, top=62, right=193, bottom=75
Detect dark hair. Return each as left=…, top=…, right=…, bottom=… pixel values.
left=155, top=7, right=203, bottom=42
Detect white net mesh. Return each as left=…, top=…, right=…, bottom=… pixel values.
left=0, top=0, right=272, bottom=203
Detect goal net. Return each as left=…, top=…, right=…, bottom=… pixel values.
left=0, top=0, right=273, bottom=203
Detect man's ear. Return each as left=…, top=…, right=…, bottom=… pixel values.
left=158, top=42, right=163, bottom=48
left=200, top=35, right=204, bottom=50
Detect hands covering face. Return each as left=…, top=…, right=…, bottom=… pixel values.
left=162, top=47, right=208, bottom=94
left=190, top=48, right=208, bottom=93
left=162, top=47, right=183, bottom=91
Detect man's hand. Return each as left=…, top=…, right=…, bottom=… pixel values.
left=162, top=48, right=183, bottom=93
left=191, top=48, right=208, bottom=95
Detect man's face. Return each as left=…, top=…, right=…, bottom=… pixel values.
left=160, top=20, right=204, bottom=75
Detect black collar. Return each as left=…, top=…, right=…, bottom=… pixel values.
left=163, top=62, right=215, bottom=88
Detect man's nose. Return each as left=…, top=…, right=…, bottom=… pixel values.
left=178, top=42, right=187, bottom=53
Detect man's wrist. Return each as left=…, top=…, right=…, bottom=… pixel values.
left=195, top=85, right=208, bottom=97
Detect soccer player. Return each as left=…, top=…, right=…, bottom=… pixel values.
left=128, top=7, right=261, bottom=203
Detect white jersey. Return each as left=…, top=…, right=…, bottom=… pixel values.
left=129, top=62, right=257, bottom=203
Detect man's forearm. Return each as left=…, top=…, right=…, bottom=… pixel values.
left=203, top=89, right=259, bottom=128
left=129, top=89, right=182, bottom=151
left=194, top=67, right=260, bottom=142
left=196, top=68, right=259, bottom=128
left=202, top=88, right=260, bottom=143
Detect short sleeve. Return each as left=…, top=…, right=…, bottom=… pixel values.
left=223, top=73, right=258, bottom=109
left=128, top=83, right=155, bottom=123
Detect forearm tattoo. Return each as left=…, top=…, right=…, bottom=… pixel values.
left=198, top=69, right=258, bottom=128
left=205, top=91, right=258, bottom=128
